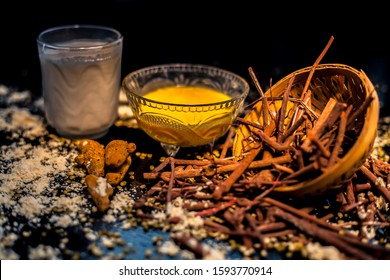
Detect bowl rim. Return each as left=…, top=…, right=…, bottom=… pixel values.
left=122, top=63, right=250, bottom=107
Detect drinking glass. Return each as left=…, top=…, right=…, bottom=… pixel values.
left=37, top=24, right=123, bottom=139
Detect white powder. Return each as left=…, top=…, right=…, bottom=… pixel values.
left=18, top=196, right=45, bottom=219
left=150, top=197, right=206, bottom=240
left=108, top=192, right=134, bottom=215
left=157, top=240, right=181, bottom=256
left=0, top=85, right=8, bottom=95
left=0, top=85, right=137, bottom=260
left=306, top=242, right=342, bottom=260
left=7, top=90, right=31, bottom=104
left=0, top=106, right=46, bottom=138
left=96, top=177, right=110, bottom=196
left=51, top=194, right=87, bottom=213
left=0, top=143, right=75, bottom=199
left=28, top=244, right=61, bottom=260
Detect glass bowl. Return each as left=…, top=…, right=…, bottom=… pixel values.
left=122, top=63, right=250, bottom=156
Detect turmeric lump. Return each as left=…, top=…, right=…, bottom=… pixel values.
left=75, top=139, right=137, bottom=211
left=105, top=140, right=136, bottom=168
left=75, top=139, right=105, bottom=177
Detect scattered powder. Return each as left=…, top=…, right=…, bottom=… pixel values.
left=160, top=197, right=205, bottom=233
left=96, top=177, right=110, bottom=197
left=49, top=213, right=78, bottom=228
left=0, top=106, right=46, bottom=139
left=305, top=242, right=342, bottom=260
left=7, top=90, right=31, bottom=104
left=28, top=244, right=61, bottom=260
left=202, top=245, right=226, bottom=260
left=102, top=214, right=117, bottom=223
left=101, top=235, right=116, bottom=248
left=18, top=196, right=45, bottom=219
left=1, top=232, right=17, bottom=247
left=50, top=193, right=87, bottom=213
left=85, top=231, right=98, bottom=242
left=0, top=85, right=8, bottom=95
left=109, top=192, right=134, bottom=215
left=157, top=240, right=181, bottom=257
left=0, top=85, right=139, bottom=260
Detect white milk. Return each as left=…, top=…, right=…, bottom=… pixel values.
left=39, top=39, right=122, bottom=139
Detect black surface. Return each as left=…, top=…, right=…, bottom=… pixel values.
left=1, top=2, right=390, bottom=259
left=1, top=0, right=389, bottom=116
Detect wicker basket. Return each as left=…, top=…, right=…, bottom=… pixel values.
left=233, top=63, right=380, bottom=196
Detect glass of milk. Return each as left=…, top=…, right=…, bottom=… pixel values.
left=37, top=25, right=123, bottom=139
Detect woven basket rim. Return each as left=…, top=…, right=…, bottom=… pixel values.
left=233, top=63, right=380, bottom=196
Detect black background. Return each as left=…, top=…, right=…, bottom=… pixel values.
left=1, top=0, right=389, bottom=116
